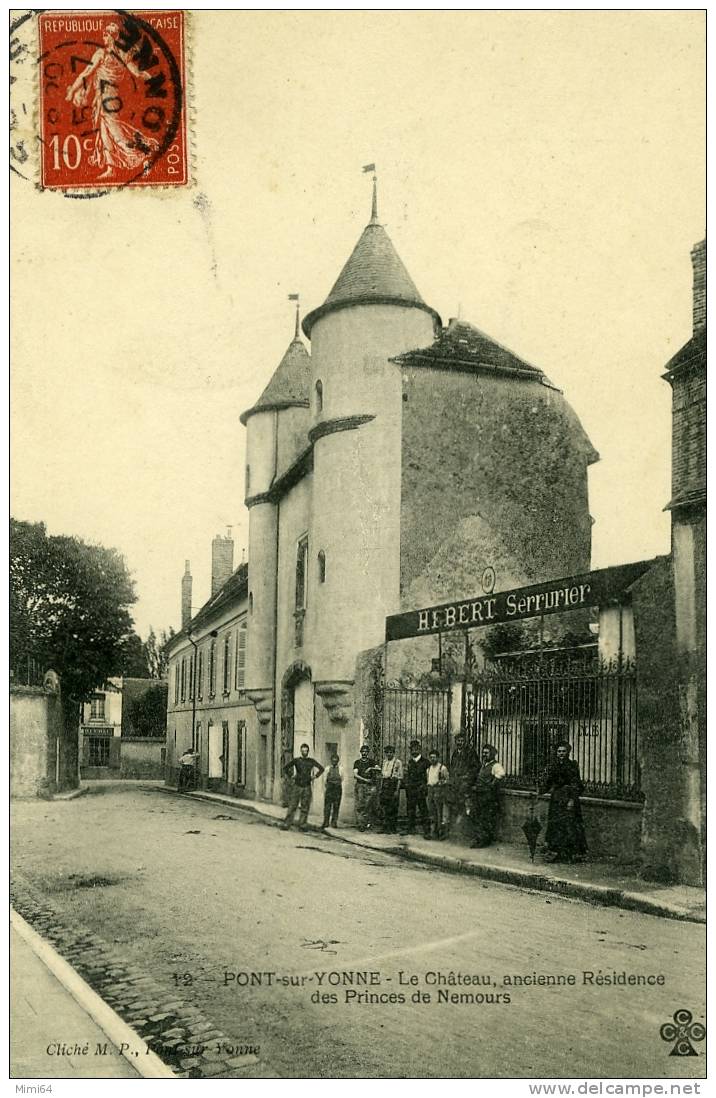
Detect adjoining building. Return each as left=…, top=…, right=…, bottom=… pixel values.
left=80, top=676, right=167, bottom=780
left=164, top=536, right=252, bottom=795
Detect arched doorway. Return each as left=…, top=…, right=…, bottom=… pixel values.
left=280, top=662, right=314, bottom=803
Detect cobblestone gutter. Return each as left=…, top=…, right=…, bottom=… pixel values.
left=10, top=879, right=261, bottom=1079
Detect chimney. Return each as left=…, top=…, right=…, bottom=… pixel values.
left=211, top=529, right=234, bottom=595
left=181, top=560, right=192, bottom=630
left=691, top=239, right=706, bottom=334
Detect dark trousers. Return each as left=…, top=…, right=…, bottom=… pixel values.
left=285, top=783, right=311, bottom=827
left=405, top=785, right=429, bottom=834
left=379, top=779, right=400, bottom=832
left=323, top=783, right=342, bottom=827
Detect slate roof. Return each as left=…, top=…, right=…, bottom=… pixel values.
left=302, top=218, right=441, bottom=337
left=240, top=336, right=311, bottom=425
left=393, top=318, right=551, bottom=382
left=165, top=562, right=249, bottom=652
left=663, top=326, right=706, bottom=380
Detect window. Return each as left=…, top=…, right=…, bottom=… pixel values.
left=295, top=536, right=308, bottom=611
left=89, top=736, right=110, bottom=766
left=223, top=634, right=231, bottom=693
left=249, top=592, right=254, bottom=614
left=236, top=720, right=247, bottom=785
left=209, top=640, right=216, bottom=696
left=245, top=464, right=251, bottom=495
left=235, top=621, right=247, bottom=690
left=90, top=696, right=105, bottom=720
left=197, top=648, right=204, bottom=700
left=318, top=550, right=326, bottom=584
left=315, top=379, right=323, bottom=413
left=180, top=657, right=186, bottom=702
left=174, top=662, right=179, bottom=704
left=295, top=536, right=308, bottom=647
left=189, top=651, right=195, bottom=700
left=221, top=721, right=230, bottom=781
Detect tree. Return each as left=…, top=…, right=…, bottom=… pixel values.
left=118, top=630, right=151, bottom=678
left=145, top=625, right=174, bottom=679
left=10, top=518, right=137, bottom=708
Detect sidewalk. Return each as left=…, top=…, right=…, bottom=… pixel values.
left=161, top=784, right=705, bottom=924
left=11, top=922, right=140, bottom=1079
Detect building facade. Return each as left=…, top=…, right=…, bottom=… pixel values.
left=165, top=183, right=597, bottom=816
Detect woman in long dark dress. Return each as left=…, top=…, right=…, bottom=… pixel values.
left=539, top=742, right=587, bottom=862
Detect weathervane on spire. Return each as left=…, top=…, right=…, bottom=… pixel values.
left=363, top=163, right=378, bottom=223
left=288, top=293, right=300, bottom=338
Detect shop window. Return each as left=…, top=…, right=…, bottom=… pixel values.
left=89, top=736, right=110, bottom=767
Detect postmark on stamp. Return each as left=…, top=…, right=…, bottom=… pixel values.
left=37, top=10, right=188, bottom=190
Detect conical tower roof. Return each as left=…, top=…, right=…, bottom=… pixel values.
left=240, top=332, right=311, bottom=425
left=303, top=186, right=441, bottom=337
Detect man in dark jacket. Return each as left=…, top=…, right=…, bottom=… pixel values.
left=402, top=739, right=430, bottom=838
left=280, top=743, right=324, bottom=830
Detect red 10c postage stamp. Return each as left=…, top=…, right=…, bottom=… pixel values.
left=38, top=10, right=188, bottom=190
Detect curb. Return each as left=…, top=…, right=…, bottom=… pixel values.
left=11, top=908, right=175, bottom=1079
left=157, top=785, right=705, bottom=924
left=52, top=786, right=87, bottom=801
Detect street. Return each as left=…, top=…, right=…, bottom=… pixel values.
left=11, top=784, right=706, bottom=1079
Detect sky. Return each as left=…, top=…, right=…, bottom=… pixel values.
left=11, top=10, right=705, bottom=639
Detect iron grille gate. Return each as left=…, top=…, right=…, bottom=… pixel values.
left=462, top=656, right=641, bottom=801
left=379, top=683, right=452, bottom=766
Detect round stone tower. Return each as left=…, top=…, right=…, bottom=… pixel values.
left=240, top=324, right=311, bottom=724
left=302, top=182, right=441, bottom=681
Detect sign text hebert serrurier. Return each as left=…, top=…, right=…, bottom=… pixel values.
left=384, top=560, right=656, bottom=642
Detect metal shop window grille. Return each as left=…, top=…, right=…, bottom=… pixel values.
left=462, top=656, right=641, bottom=801
left=88, top=736, right=111, bottom=767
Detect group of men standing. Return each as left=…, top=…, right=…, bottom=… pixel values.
left=280, top=735, right=506, bottom=845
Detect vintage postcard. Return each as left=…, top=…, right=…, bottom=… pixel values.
left=10, top=9, right=706, bottom=1090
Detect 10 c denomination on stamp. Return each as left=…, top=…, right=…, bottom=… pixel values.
left=38, top=10, right=188, bottom=190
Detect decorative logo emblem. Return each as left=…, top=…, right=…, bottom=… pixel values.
left=660, top=1009, right=705, bottom=1056
left=481, top=567, right=496, bottom=595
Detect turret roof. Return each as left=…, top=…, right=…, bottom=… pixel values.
left=302, top=204, right=440, bottom=337
left=240, top=335, right=311, bottom=425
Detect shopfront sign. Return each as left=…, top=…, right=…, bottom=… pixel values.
left=385, top=559, right=656, bottom=642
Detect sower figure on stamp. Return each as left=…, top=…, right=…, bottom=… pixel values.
left=470, top=744, right=505, bottom=848
left=280, top=744, right=324, bottom=831
left=322, top=753, right=344, bottom=829
left=426, top=750, right=450, bottom=840
left=402, top=739, right=430, bottom=838
left=378, top=744, right=403, bottom=834
left=65, top=22, right=159, bottom=180
left=539, top=742, right=588, bottom=863
left=353, top=744, right=380, bottom=832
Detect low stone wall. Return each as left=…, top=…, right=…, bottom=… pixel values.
left=120, top=737, right=166, bottom=779
left=494, top=789, right=643, bottom=863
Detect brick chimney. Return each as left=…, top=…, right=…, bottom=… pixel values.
left=691, top=239, right=705, bottom=334
left=181, top=560, right=192, bottom=629
left=211, top=530, right=234, bottom=596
